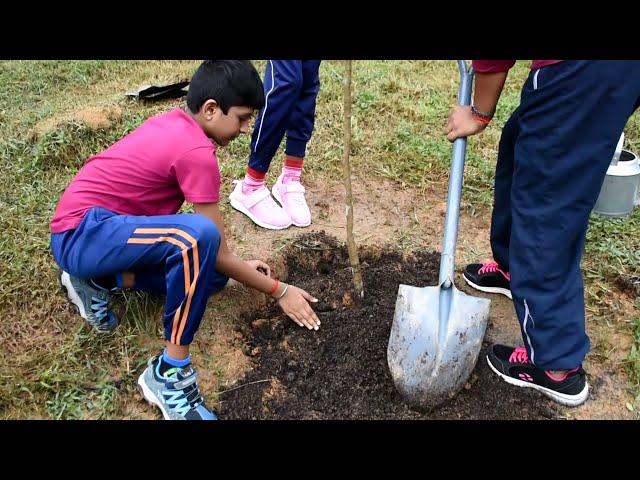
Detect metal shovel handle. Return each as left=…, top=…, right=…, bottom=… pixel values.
left=439, top=60, right=475, bottom=288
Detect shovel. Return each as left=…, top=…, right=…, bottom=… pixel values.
left=387, top=60, right=491, bottom=410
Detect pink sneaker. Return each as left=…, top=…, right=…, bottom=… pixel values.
left=272, top=173, right=311, bottom=227
left=229, top=181, right=292, bottom=230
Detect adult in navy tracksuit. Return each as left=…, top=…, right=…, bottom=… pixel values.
left=447, top=60, right=640, bottom=406
left=229, top=60, right=321, bottom=230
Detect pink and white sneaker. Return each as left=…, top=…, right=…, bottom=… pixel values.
left=229, top=181, right=292, bottom=230
left=272, top=173, right=311, bottom=227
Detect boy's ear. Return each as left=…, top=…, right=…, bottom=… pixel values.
left=201, top=99, right=219, bottom=120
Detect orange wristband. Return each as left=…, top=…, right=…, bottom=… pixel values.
left=472, top=113, right=492, bottom=125
left=268, top=280, right=280, bottom=296
left=471, top=105, right=493, bottom=125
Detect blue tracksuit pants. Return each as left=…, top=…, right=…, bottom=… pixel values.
left=248, top=60, right=321, bottom=173
left=489, top=60, right=640, bottom=369
left=51, top=207, right=228, bottom=346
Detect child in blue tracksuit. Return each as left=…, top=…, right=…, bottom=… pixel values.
left=447, top=60, right=640, bottom=407
left=50, top=60, right=321, bottom=420
left=229, top=60, right=321, bottom=230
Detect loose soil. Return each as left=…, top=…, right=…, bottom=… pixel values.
left=218, top=232, right=560, bottom=420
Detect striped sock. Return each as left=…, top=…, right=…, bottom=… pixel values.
left=242, top=167, right=266, bottom=194
left=282, top=155, right=303, bottom=182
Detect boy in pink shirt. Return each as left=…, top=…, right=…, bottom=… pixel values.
left=50, top=60, right=321, bottom=420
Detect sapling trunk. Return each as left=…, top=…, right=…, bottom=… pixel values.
left=342, top=60, right=364, bottom=300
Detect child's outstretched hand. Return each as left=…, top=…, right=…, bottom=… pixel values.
left=277, top=285, right=321, bottom=331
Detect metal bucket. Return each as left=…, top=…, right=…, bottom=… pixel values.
left=593, top=137, right=640, bottom=218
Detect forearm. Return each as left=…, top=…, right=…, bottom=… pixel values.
left=473, top=71, right=509, bottom=117
left=193, top=202, right=283, bottom=296
left=215, top=248, right=277, bottom=294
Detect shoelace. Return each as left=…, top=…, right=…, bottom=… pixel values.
left=88, top=280, right=118, bottom=325
left=508, top=346, right=580, bottom=381
left=478, top=260, right=511, bottom=281
left=509, top=346, right=530, bottom=363
left=162, top=368, right=205, bottom=417
left=90, top=296, right=109, bottom=323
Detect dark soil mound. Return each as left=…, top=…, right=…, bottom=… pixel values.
left=218, top=233, right=559, bottom=420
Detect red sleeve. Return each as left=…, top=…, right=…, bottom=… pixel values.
left=173, top=147, right=221, bottom=203
left=472, top=60, right=517, bottom=73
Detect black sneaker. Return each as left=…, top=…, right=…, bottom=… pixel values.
left=463, top=260, right=512, bottom=299
left=486, top=344, right=589, bottom=407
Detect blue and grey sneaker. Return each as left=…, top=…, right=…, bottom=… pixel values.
left=60, top=270, right=118, bottom=332
left=137, top=355, right=217, bottom=420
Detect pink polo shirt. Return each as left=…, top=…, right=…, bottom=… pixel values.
left=50, top=108, right=221, bottom=233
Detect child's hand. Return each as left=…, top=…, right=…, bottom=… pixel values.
left=445, top=105, right=487, bottom=142
left=245, top=259, right=271, bottom=277
left=276, top=285, right=321, bottom=331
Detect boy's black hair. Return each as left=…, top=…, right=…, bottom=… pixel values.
left=187, top=60, right=265, bottom=114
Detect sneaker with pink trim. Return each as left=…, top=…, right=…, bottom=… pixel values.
left=272, top=173, right=311, bottom=227
left=486, top=344, right=589, bottom=406
left=462, top=260, right=512, bottom=299
left=229, top=181, right=292, bottom=230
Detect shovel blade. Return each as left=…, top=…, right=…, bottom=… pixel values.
left=387, top=283, right=490, bottom=409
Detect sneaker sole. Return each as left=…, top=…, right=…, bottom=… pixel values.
left=486, top=356, right=589, bottom=407
left=462, top=274, right=512, bottom=299
left=137, top=373, right=171, bottom=420
left=271, top=187, right=311, bottom=228
left=229, top=194, right=292, bottom=230
left=60, top=271, right=89, bottom=320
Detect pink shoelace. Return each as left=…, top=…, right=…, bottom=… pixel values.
left=509, top=346, right=580, bottom=381
left=478, top=260, right=511, bottom=281
left=509, top=346, right=529, bottom=363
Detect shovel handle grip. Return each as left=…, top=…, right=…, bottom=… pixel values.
left=439, top=61, right=474, bottom=288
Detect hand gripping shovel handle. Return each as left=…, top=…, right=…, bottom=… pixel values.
left=439, top=61, right=475, bottom=288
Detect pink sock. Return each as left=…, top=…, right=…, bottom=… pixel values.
left=282, top=156, right=303, bottom=183
left=242, top=167, right=265, bottom=195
